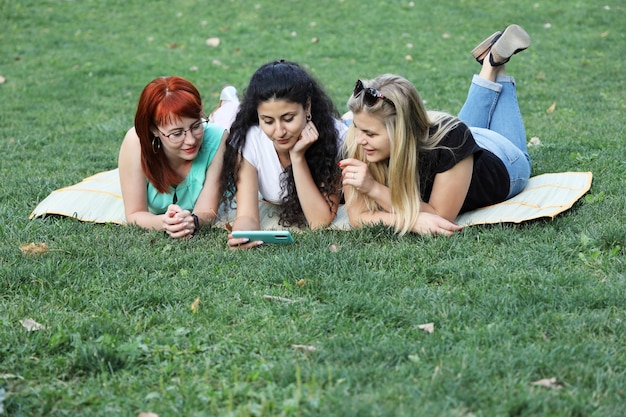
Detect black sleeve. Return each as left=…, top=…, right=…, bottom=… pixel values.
left=418, top=121, right=482, bottom=202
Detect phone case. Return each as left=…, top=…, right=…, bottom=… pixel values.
left=231, top=230, right=294, bottom=244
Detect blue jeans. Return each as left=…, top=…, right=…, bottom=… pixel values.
left=458, top=75, right=532, bottom=198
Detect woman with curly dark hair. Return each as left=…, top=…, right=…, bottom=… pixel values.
left=222, top=60, right=347, bottom=249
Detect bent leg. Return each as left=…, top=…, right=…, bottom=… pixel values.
left=458, top=75, right=501, bottom=129
left=489, top=75, right=529, bottom=157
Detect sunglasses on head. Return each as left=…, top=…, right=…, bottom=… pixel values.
left=353, top=79, right=395, bottom=108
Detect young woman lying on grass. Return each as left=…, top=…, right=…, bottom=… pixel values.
left=222, top=60, right=347, bottom=249
left=118, top=76, right=228, bottom=238
left=339, top=24, right=532, bottom=236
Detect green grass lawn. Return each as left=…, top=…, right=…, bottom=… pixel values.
left=1, top=0, right=625, bottom=416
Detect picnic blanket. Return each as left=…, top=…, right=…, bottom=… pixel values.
left=30, top=170, right=592, bottom=229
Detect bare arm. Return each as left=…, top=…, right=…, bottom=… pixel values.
left=192, top=130, right=228, bottom=226
left=426, top=155, right=473, bottom=221
left=340, top=157, right=462, bottom=236
left=344, top=185, right=395, bottom=228
left=118, top=127, right=168, bottom=231
left=290, top=153, right=339, bottom=228
left=288, top=121, right=339, bottom=228
left=339, top=158, right=393, bottom=212
left=227, top=158, right=263, bottom=249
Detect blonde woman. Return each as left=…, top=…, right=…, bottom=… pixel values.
left=339, top=24, right=532, bottom=235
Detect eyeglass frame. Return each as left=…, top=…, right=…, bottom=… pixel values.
left=353, top=80, right=395, bottom=108
left=155, top=117, right=207, bottom=144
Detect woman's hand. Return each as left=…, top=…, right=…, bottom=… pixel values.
left=339, top=158, right=376, bottom=194
left=227, top=234, right=264, bottom=250
left=411, top=211, right=463, bottom=236
left=162, top=204, right=196, bottom=238
left=290, top=121, right=319, bottom=157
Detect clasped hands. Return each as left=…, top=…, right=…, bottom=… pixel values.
left=163, top=204, right=196, bottom=239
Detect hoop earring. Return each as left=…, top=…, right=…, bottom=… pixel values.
left=152, top=137, right=161, bottom=153
left=306, top=114, right=312, bottom=121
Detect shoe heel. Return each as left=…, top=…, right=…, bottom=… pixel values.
left=471, top=31, right=501, bottom=64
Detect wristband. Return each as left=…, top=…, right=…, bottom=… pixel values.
left=191, top=213, right=199, bottom=237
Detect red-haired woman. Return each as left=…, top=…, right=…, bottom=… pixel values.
left=118, top=76, right=228, bottom=238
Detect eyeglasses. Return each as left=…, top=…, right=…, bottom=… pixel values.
left=353, top=79, right=395, bottom=108
left=157, top=118, right=206, bottom=143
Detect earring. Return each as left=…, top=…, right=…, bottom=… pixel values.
left=152, top=137, right=161, bottom=153
left=306, top=114, right=312, bottom=121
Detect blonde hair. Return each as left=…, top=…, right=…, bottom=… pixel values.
left=344, top=74, right=461, bottom=235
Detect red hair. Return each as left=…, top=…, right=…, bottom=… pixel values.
left=135, top=76, right=203, bottom=193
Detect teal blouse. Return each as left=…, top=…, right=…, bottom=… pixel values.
left=147, top=123, right=224, bottom=214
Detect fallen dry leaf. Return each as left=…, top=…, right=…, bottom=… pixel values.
left=190, top=297, right=200, bottom=313
left=530, top=377, right=562, bottom=389
left=546, top=101, right=556, bottom=114
left=20, top=318, right=45, bottom=332
left=205, top=37, right=220, bottom=47
left=417, top=322, right=434, bottom=334
left=292, top=344, right=316, bottom=352
left=19, top=242, right=49, bottom=256
left=296, top=279, right=308, bottom=287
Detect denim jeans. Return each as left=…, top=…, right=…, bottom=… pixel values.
left=458, top=75, right=532, bottom=198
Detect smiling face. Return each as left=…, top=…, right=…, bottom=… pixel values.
left=153, top=115, right=204, bottom=162
left=257, top=99, right=308, bottom=153
left=352, top=111, right=391, bottom=163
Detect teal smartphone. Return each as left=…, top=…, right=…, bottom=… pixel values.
left=231, top=230, right=294, bottom=244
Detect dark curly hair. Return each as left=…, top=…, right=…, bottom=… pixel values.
left=221, top=60, right=342, bottom=227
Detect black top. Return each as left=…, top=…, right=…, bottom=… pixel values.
left=418, top=120, right=509, bottom=213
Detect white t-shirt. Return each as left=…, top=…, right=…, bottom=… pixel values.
left=241, top=119, right=348, bottom=204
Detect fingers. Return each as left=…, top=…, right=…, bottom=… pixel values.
left=227, top=235, right=264, bottom=250
left=166, top=204, right=183, bottom=215
left=163, top=210, right=195, bottom=238
left=166, top=228, right=193, bottom=239
left=298, top=122, right=319, bottom=144
left=413, top=212, right=464, bottom=236
left=305, top=121, right=318, bottom=135
left=432, top=222, right=463, bottom=236
left=338, top=159, right=368, bottom=191
left=337, top=158, right=362, bottom=169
